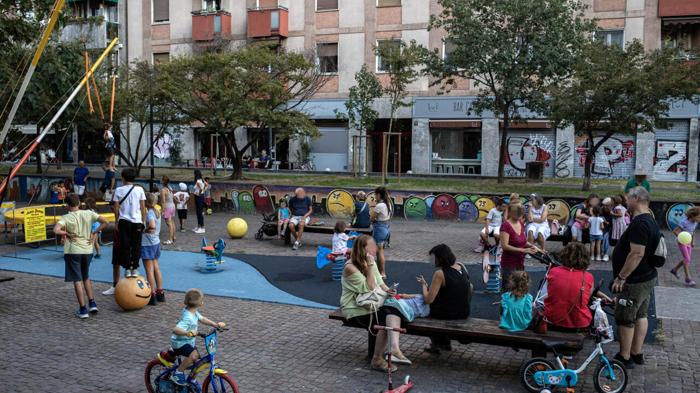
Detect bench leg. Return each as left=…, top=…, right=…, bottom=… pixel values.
left=532, top=348, right=547, bottom=358
left=284, top=227, right=291, bottom=245
left=367, top=331, right=376, bottom=360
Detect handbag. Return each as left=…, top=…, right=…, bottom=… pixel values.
left=356, top=286, right=388, bottom=311
left=103, top=189, right=114, bottom=202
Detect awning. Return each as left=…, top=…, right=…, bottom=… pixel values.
left=429, top=120, right=481, bottom=129
left=663, top=17, right=700, bottom=26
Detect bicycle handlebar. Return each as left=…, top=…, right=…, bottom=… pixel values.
left=373, top=325, right=407, bottom=334
left=195, top=326, right=229, bottom=338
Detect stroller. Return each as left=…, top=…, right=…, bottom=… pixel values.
left=254, top=211, right=279, bottom=240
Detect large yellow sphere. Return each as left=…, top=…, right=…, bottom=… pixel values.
left=678, top=231, right=692, bottom=246
left=114, top=275, right=151, bottom=311
left=227, top=218, right=248, bottom=239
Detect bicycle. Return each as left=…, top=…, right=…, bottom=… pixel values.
left=519, top=301, right=628, bottom=393
left=145, top=327, right=240, bottom=393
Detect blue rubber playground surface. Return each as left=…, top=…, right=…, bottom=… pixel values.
left=0, top=246, right=333, bottom=310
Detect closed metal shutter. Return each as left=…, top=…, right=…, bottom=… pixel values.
left=310, top=127, right=348, bottom=172
left=503, top=129, right=556, bottom=178
left=652, top=120, right=690, bottom=182
left=573, top=133, right=636, bottom=179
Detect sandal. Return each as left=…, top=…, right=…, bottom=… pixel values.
left=371, top=360, right=397, bottom=373
left=390, top=354, right=412, bottom=365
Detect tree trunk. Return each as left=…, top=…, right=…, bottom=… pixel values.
left=497, top=110, right=509, bottom=184
left=582, top=131, right=594, bottom=191
left=222, top=133, right=242, bottom=180
left=384, top=115, right=394, bottom=185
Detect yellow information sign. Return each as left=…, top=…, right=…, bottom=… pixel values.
left=24, top=207, right=47, bottom=243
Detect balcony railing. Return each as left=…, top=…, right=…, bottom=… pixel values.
left=191, top=10, right=232, bottom=41
left=59, top=19, right=119, bottom=49
left=247, top=6, right=288, bottom=39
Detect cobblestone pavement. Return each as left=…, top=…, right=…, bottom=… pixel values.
left=0, top=211, right=698, bottom=392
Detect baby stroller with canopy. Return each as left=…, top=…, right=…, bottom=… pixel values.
left=254, top=211, right=279, bottom=240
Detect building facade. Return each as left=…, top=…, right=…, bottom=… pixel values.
left=117, top=0, right=700, bottom=180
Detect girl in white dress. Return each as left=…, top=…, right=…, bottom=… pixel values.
left=526, top=194, right=550, bottom=251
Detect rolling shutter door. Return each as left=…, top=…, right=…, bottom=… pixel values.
left=503, top=129, right=556, bottom=178
left=573, top=133, right=636, bottom=179
left=310, top=127, right=348, bottom=172
left=652, top=120, right=690, bottom=182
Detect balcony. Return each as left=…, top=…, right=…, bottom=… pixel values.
left=191, top=10, right=232, bottom=41
left=659, top=0, right=700, bottom=17
left=59, top=18, right=119, bottom=49
left=247, top=6, right=288, bottom=39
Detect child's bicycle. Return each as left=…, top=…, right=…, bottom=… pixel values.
left=519, top=303, right=628, bottom=393
left=373, top=325, right=414, bottom=393
left=145, top=327, right=239, bottom=393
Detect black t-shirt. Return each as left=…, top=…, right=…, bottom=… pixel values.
left=289, top=196, right=312, bottom=217
left=611, top=213, right=659, bottom=284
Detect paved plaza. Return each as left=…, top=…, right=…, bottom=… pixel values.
left=0, top=212, right=699, bottom=392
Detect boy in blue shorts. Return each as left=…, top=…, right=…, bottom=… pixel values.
left=170, top=288, right=226, bottom=385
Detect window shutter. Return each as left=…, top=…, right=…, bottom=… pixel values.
left=316, top=0, right=338, bottom=11
left=153, top=0, right=169, bottom=22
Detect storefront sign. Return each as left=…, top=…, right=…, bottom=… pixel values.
left=24, top=207, right=47, bottom=243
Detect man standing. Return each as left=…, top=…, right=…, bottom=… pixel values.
left=54, top=194, right=108, bottom=318
left=73, top=161, right=90, bottom=198
left=611, top=186, right=661, bottom=369
left=102, top=168, right=146, bottom=295
left=624, top=169, right=651, bottom=193
left=288, top=187, right=313, bottom=250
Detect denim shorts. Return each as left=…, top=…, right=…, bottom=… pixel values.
left=373, top=221, right=390, bottom=247
left=64, top=254, right=92, bottom=282
left=589, top=234, right=603, bottom=241
left=141, top=244, right=161, bottom=260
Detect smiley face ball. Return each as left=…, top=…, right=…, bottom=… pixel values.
left=114, top=275, right=152, bottom=311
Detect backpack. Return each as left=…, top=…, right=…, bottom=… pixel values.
left=650, top=233, right=667, bottom=268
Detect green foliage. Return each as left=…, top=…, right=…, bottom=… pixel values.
left=168, top=133, right=185, bottom=166
left=548, top=40, right=700, bottom=190
left=376, top=40, right=422, bottom=132
left=427, top=0, right=594, bottom=182
left=337, top=65, right=382, bottom=134
left=158, top=45, right=325, bottom=179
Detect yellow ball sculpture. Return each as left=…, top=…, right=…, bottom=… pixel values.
left=227, top=218, right=248, bottom=239
left=678, top=231, right=692, bottom=246
left=114, top=275, right=152, bottom=311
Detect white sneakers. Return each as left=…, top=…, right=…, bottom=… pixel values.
left=602, top=255, right=609, bottom=262
left=102, top=287, right=115, bottom=295
left=292, top=241, right=301, bottom=250
left=193, top=227, right=206, bottom=234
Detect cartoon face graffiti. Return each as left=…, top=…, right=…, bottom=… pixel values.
left=454, top=194, right=470, bottom=205
left=546, top=199, right=571, bottom=224
left=474, top=197, right=495, bottom=223
left=326, top=189, right=355, bottom=218
left=666, top=203, right=695, bottom=231
left=424, top=195, right=436, bottom=219
left=237, top=191, right=255, bottom=214
left=458, top=200, right=479, bottom=222
left=432, top=194, right=458, bottom=219
left=403, top=196, right=427, bottom=220
left=252, top=185, right=275, bottom=215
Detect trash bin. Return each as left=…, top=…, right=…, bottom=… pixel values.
left=525, top=161, right=544, bottom=182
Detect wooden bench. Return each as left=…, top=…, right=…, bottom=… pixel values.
left=284, top=224, right=372, bottom=245
left=329, top=309, right=585, bottom=359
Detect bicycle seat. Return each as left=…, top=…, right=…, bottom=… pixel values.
left=542, top=340, right=571, bottom=351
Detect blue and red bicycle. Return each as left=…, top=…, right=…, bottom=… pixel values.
left=145, top=327, right=239, bottom=393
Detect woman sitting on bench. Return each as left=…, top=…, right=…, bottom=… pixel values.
left=416, top=244, right=473, bottom=354
left=340, top=235, right=410, bottom=372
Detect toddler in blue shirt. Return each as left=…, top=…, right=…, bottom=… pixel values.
left=499, top=271, right=533, bottom=332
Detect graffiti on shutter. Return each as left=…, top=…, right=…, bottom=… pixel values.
left=653, top=120, right=689, bottom=182
left=503, top=129, right=556, bottom=178
left=573, top=134, right=635, bottom=179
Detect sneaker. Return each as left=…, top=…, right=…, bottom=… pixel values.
left=590, top=255, right=595, bottom=261
left=685, top=278, right=696, bottom=287
left=180, top=229, right=186, bottom=233
left=76, top=306, right=89, bottom=319
left=88, top=300, right=98, bottom=314
left=602, top=255, right=609, bottom=262
left=198, top=228, right=206, bottom=234
left=163, top=240, right=173, bottom=245
left=94, top=254, right=101, bottom=259
left=613, top=352, right=635, bottom=369
left=630, top=353, right=645, bottom=365
left=102, top=287, right=115, bottom=296
left=148, top=294, right=157, bottom=306
left=670, top=269, right=680, bottom=279
left=156, top=291, right=165, bottom=302
left=170, top=371, right=188, bottom=386
left=292, top=241, right=300, bottom=250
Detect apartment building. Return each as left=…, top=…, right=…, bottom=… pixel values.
left=70, top=0, right=700, bottom=181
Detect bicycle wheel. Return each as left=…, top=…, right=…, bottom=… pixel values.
left=145, top=358, right=168, bottom=393
left=519, top=358, right=555, bottom=393
left=202, top=373, right=240, bottom=393
left=594, top=359, right=628, bottom=393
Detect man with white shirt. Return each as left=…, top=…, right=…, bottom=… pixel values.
left=102, top=168, right=146, bottom=295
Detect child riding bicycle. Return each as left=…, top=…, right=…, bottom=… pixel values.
left=170, top=288, right=226, bottom=385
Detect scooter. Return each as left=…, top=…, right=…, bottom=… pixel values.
left=373, top=325, right=414, bottom=393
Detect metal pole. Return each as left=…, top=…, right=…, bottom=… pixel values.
left=0, top=38, right=120, bottom=197
left=0, top=0, right=67, bottom=148
left=149, top=99, right=155, bottom=190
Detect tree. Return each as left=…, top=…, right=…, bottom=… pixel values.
left=336, top=65, right=382, bottom=175
left=548, top=40, right=700, bottom=190
left=158, top=45, right=325, bottom=179
left=110, top=61, right=184, bottom=175
left=427, top=0, right=593, bottom=183
left=376, top=40, right=422, bottom=183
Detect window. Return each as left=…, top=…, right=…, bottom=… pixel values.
left=317, top=43, right=338, bottom=74
left=153, top=52, right=170, bottom=65
left=596, top=30, right=624, bottom=48
left=316, top=0, right=338, bottom=11
left=152, top=0, right=169, bottom=23
left=376, top=40, right=401, bottom=73
left=202, top=0, right=221, bottom=12
left=377, top=0, right=401, bottom=6
left=431, top=129, right=481, bottom=160
left=271, top=10, right=280, bottom=30
left=443, top=39, right=456, bottom=61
